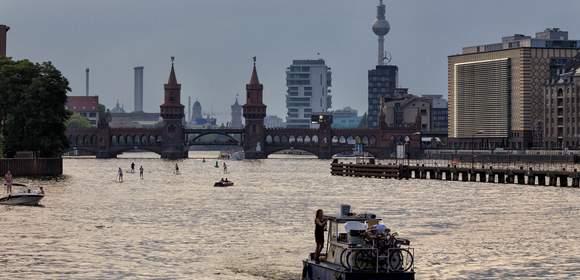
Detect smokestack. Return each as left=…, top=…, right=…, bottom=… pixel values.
left=0, top=25, right=8, bottom=57
left=188, top=96, right=192, bottom=123
left=85, top=68, right=89, bottom=96
left=134, top=66, right=144, bottom=112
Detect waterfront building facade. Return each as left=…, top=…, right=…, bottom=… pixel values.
left=382, top=95, right=431, bottom=132
left=332, top=107, right=361, bottom=129
left=285, top=59, right=332, bottom=129
left=543, top=61, right=580, bottom=149
left=449, top=28, right=580, bottom=149
left=66, top=96, right=100, bottom=127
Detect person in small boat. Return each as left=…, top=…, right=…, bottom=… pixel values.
left=130, top=162, right=135, bottom=173
left=117, top=167, right=123, bottom=182
left=139, top=166, right=144, bottom=179
left=314, top=209, right=327, bottom=263
left=4, top=170, right=13, bottom=194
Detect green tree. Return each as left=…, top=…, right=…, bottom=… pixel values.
left=66, top=112, right=91, bottom=129
left=0, top=57, right=71, bottom=157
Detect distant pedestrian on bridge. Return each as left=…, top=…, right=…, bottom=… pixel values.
left=130, top=162, right=135, bottom=173
left=139, top=166, right=144, bottom=179
left=117, top=167, right=123, bottom=182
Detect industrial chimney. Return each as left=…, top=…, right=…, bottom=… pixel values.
left=0, top=24, right=10, bottom=57
left=134, top=66, right=144, bottom=112
left=85, top=68, right=90, bottom=96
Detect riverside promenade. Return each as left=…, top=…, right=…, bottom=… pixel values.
left=331, top=159, right=580, bottom=188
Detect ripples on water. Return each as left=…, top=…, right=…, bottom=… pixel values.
left=0, top=152, right=579, bottom=279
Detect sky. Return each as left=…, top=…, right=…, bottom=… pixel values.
left=2, top=0, right=580, bottom=123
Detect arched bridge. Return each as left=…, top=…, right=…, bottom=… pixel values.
left=262, top=127, right=418, bottom=159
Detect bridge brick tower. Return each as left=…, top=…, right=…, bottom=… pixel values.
left=243, top=58, right=267, bottom=159
left=160, top=57, right=187, bottom=159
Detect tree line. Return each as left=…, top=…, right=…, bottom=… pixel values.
left=0, top=57, right=71, bottom=158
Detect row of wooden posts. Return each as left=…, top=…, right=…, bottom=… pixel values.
left=330, top=161, right=580, bottom=188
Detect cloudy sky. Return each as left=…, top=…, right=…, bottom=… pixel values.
left=2, top=0, right=580, bottom=123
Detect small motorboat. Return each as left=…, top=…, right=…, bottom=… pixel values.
left=0, top=183, right=45, bottom=206
left=214, top=180, right=234, bottom=187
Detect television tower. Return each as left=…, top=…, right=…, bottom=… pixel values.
left=372, top=0, right=390, bottom=65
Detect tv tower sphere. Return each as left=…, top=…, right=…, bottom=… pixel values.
left=372, top=0, right=390, bottom=36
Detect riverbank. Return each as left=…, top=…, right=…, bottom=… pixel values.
left=0, top=158, right=62, bottom=177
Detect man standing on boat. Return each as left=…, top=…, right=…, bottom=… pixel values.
left=4, top=170, right=13, bottom=194
left=314, top=209, right=327, bottom=263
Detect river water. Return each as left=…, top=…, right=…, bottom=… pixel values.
left=1, top=153, right=579, bottom=279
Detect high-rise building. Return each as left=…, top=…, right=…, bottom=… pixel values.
left=0, top=24, right=9, bottom=57
left=230, top=96, right=243, bottom=128
left=367, top=1, right=407, bottom=128
left=285, top=59, right=332, bottom=128
left=422, top=94, right=448, bottom=135
left=449, top=28, right=580, bottom=149
left=134, top=66, right=144, bottom=112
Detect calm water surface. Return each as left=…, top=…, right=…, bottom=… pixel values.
left=1, top=153, right=579, bottom=279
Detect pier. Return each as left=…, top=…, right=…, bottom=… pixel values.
left=331, top=160, right=580, bottom=188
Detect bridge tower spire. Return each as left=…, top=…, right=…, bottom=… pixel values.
left=160, top=56, right=187, bottom=159
left=243, top=57, right=267, bottom=159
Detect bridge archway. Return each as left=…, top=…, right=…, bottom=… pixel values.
left=188, top=132, right=241, bottom=146
left=266, top=147, right=318, bottom=158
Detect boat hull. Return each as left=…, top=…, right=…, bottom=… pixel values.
left=0, top=194, right=44, bottom=206
left=302, top=260, right=414, bottom=280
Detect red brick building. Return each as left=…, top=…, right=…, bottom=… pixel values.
left=66, top=96, right=100, bottom=127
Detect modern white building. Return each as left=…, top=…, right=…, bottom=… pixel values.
left=265, top=115, right=286, bottom=128
left=286, top=59, right=332, bottom=128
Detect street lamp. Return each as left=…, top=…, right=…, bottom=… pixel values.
left=471, top=130, right=485, bottom=169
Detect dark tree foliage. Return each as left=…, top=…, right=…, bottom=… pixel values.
left=0, top=57, right=71, bottom=157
